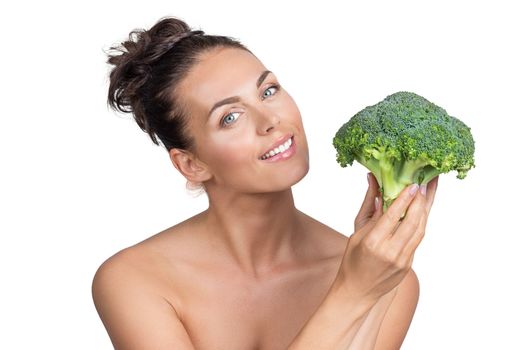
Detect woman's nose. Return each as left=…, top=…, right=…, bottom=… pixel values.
left=255, top=108, right=281, bottom=134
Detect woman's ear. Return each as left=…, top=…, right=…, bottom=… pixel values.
left=169, top=148, right=212, bottom=183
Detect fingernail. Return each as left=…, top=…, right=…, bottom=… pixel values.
left=374, top=196, right=380, bottom=211
left=409, top=183, right=419, bottom=196
left=367, top=173, right=371, bottom=185
left=420, top=184, right=427, bottom=196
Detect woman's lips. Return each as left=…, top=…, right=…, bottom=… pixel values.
left=259, top=133, right=294, bottom=158
left=259, top=136, right=296, bottom=162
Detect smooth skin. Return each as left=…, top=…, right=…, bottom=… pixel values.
left=92, top=46, right=439, bottom=350
left=343, top=174, right=438, bottom=349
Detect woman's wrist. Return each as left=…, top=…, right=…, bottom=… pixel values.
left=329, top=277, right=377, bottom=313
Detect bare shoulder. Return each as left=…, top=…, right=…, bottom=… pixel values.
left=91, top=227, right=184, bottom=314
left=92, top=211, right=204, bottom=302
left=91, top=218, right=201, bottom=349
left=297, top=210, right=349, bottom=257
left=374, top=268, right=420, bottom=350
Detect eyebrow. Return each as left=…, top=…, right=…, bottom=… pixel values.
left=207, top=70, right=272, bottom=118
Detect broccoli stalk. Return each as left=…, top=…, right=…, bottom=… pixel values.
left=333, top=91, right=475, bottom=214
left=356, top=151, right=441, bottom=211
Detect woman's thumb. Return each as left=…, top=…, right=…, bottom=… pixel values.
left=355, top=173, right=382, bottom=229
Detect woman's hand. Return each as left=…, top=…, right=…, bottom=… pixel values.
left=354, top=173, right=383, bottom=232
left=354, top=173, right=438, bottom=232
left=335, top=173, right=439, bottom=304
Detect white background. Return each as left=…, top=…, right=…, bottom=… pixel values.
left=1, top=0, right=523, bottom=349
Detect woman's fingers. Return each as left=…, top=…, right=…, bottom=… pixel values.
left=354, top=173, right=381, bottom=231
left=402, top=176, right=439, bottom=256
left=402, top=206, right=428, bottom=259
left=353, top=175, right=438, bottom=252
left=387, top=176, right=439, bottom=252
left=388, top=187, right=428, bottom=255
left=364, top=183, right=419, bottom=247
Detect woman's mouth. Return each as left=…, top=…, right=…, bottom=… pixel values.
left=258, top=136, right=296, bottom=162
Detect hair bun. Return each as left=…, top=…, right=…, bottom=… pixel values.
left=139, top=18, right=205, bottom=61
left=105, top=17, right=202, bottom=119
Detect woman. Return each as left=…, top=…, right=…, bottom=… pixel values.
left=92, top=16, right=439, bottom=350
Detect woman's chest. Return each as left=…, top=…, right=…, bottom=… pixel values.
left=170, top=261, right=340, bottom=350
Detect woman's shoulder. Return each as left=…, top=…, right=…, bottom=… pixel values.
left=297, top=210, right=349, bottom=257
left=93, top=212, right=204, bottom=283
left=290, top=212, right=348, bottom=264
left=92, top=213, right=205, bottom=313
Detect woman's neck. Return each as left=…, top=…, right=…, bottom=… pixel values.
left=201, top=188, right=305, bottom=279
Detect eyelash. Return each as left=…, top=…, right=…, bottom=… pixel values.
left=220, top=84, right=281, bottom=127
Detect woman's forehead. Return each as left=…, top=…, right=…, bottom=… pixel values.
left=179, top=48, right=268, bottom=113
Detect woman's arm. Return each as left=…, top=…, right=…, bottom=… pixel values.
left=287, top=176, right=437, bottom=350
left=348, top=268, right=420, bottom=350
left=286, top=268, right=418, bottom=350
left=285, top=277, right=378, bottom=350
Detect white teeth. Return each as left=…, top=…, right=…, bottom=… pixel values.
left=260, top=138, right=293, bottom=160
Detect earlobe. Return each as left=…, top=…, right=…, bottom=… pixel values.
left=169, top=149, right=212, bottom=183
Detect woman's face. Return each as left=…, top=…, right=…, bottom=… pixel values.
left=176, top=47, right=309, bottom=193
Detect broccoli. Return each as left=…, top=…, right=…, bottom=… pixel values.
left=333, top=91, right=475, bottom=213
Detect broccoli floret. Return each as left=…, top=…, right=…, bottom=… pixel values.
left=333, top=91, right=475, bottom=213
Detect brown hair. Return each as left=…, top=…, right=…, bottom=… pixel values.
left=105, top=16, right=252, bottom=152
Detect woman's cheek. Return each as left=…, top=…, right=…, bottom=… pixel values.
left=214, top=138, right=252, bottom=165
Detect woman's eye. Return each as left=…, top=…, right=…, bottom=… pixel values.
left=262, top=85, right=280, bottom=99
left=220, top=85, right=280, bottom=127
left=221, top=112, right=241, bottom=126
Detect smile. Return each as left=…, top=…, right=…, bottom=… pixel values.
left=259, top=137, right=295, bottom=161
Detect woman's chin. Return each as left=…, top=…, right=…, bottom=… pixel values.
left=278, top=162, right=310, bottom=191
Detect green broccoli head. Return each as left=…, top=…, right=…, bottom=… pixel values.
left=333, top=91, right=475, bottom=212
